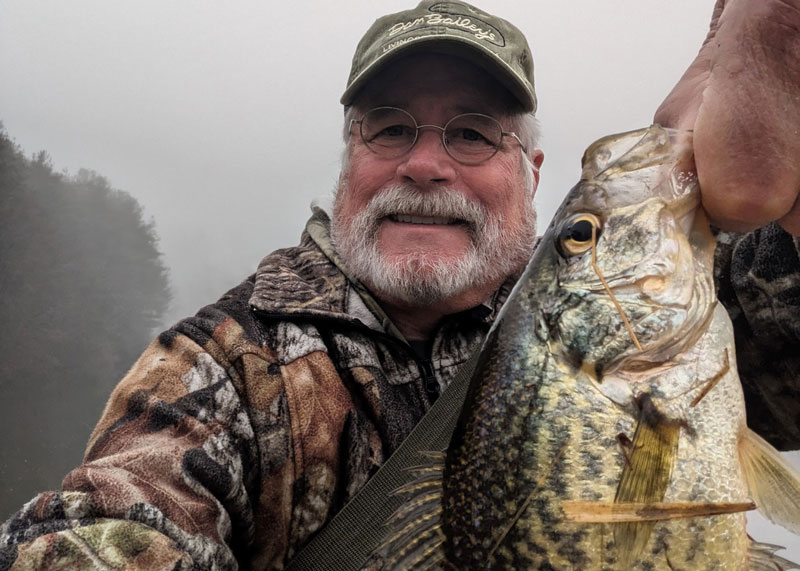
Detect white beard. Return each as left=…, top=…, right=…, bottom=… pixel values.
left=331, top=183, right=537, bottom=307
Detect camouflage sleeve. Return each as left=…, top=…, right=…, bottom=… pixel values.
left=0, top=298, right=272, bottom=570
left=714, top=222, right=800, bottom=450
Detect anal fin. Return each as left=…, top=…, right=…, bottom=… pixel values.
left=613, top=396, right=680, bottom=565
left=739, top=428, right=800, bottom=536
left=747, top=538, right=800, bottom=570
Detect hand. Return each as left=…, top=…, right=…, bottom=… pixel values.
left=655, top=0, right=800, bottom=235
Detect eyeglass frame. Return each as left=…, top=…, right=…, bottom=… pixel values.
left=348, top=106, right=528, bottom=165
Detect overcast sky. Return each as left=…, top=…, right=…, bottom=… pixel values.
left=2, top=0, right=798, bottom=558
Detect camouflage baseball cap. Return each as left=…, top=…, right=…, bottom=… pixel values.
left=341, top=1, right=537, bottom=113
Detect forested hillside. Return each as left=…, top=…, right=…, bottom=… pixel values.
left=0, top=125, right=171, bottom=518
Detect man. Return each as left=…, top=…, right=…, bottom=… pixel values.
left=1, top=1, right=798, bottom=569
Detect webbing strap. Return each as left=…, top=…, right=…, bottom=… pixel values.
left=285, top=350, right=480, bottom=570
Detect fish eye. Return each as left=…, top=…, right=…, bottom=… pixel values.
left=557, top=214, right=602, bottom=256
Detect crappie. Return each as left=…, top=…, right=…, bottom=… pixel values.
left=381, top=126, right=800, bottom=570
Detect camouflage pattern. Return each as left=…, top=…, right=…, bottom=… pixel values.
left=0, top=210, right=504, bottom=570
left=0, top=209, right=798, bottom=570
left=714, top=224, right=800, bottom=450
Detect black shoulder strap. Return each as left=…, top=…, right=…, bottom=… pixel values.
left=285, top=349, right=480, bottom=570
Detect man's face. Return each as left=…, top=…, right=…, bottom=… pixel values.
left=332, top=54, right=543, bottom=310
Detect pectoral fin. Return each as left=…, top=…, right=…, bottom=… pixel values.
left=739, top=428, right=800, bottom=535
left=613, top=397, right=681, bottom=564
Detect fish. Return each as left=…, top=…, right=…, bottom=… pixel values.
left=378, top=126, right=800, bottom=570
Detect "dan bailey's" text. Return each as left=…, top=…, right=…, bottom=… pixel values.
left=387, top=14, right=497, bottom=42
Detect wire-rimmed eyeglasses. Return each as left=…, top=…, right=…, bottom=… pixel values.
left=349, top=106, right=527, bottom=165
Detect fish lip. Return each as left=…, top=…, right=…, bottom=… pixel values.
left=562, top=275, right=678, bottom=304
left=561, top=278, right=696, bottom=320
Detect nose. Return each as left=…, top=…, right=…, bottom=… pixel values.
left=395, top=128, right=457, bottom=187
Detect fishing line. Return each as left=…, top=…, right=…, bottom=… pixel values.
left=590, top=225, right=644, bottom=352
left=690, top=349, right=730, bottom=407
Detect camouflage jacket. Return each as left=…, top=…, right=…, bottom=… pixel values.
left=0, top=210, right=508, bottom=570
left=1, top=210, right=799, bottom=570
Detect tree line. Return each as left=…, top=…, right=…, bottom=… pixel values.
left=0, top=124, right=171, bottom=519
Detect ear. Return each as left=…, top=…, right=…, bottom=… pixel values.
left=529, top=148, right=544, bottom=185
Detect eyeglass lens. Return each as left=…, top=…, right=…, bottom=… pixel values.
left=360, top=107, right=504, bottom=164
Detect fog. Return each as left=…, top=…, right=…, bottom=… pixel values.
left=1, top=0, right=718, bottom=325
left=1, top=0, right=798, bottom=559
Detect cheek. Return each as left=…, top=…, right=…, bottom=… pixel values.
left=341, top=150, right=396, bottom=210
left=468, top=159, right=526, bottom=214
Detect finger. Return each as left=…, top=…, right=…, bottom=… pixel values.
left=654, top=0, right=726, bottom=130
left=693, top=0, right=800, bottom=232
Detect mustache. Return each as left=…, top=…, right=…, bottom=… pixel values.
left=363, top=184, right=487, bottom=229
